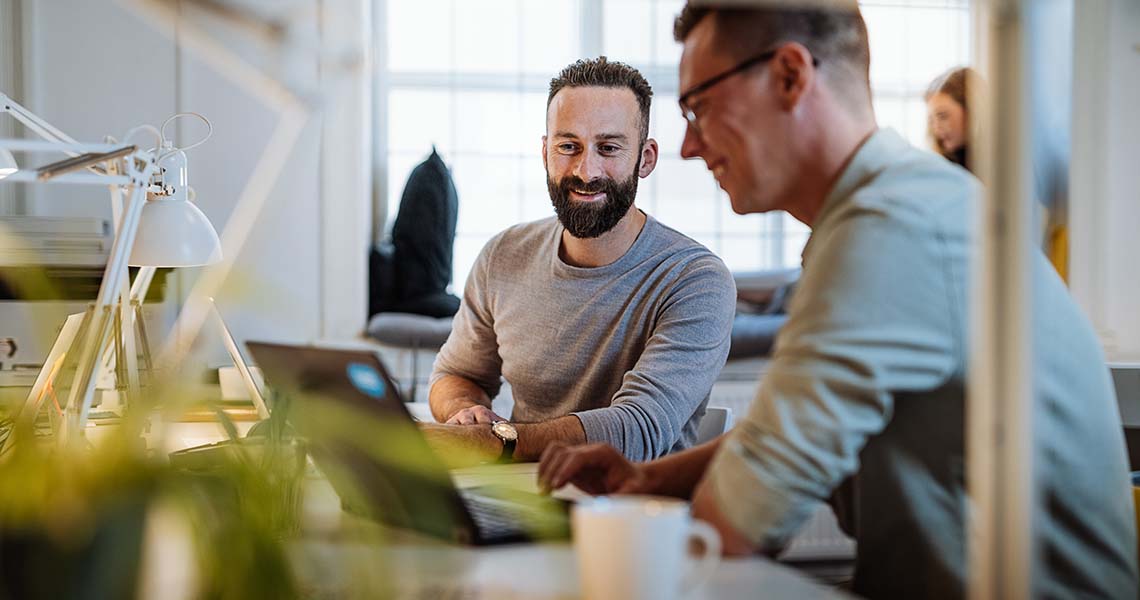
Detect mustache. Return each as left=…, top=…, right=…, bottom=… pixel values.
left=558, top=175, right=617, bottom=196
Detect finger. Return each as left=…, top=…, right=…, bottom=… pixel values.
left=549, top=446, right=609, bottom=491
left=445, top=413, right=462, bottom=425
left=553, top=445, right=623, bottom=492
left=451, top=410, right=472, bottom=425
left=472, top=408, right=496, bottom=424
left=537, top=443, right=571, bottom=493
left=549, top=450, right=594, bottom=491
left=537, top=448, right=566, bottom=493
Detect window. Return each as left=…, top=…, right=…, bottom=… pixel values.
left=382, top=0, right=970, bottom=292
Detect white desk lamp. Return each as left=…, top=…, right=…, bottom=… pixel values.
left=0, top=147, right=16, bottom=179
left=0, top=92, right=221, bottom=443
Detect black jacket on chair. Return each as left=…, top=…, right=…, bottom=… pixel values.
left=369, top=148, right=460, bottom=319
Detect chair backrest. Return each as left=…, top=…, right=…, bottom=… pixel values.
left=696, top=406, right=734, bottom=445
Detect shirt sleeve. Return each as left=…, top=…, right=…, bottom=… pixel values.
left=573, top=254, right=737, bottom=461
left=705, top=209, right=959, bottom=550
left=430, top=238, right=504, bottom=399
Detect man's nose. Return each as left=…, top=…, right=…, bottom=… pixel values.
left=573, top=148, right=605, bottom=181
left=680, top=122, right=704, bottom=160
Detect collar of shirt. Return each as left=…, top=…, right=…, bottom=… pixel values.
left=801, top=128, right=911, bottom=262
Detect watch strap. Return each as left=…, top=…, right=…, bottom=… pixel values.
left=498, top=437, right=516, bottom=462
left=492, top=421, right=517, bottom=462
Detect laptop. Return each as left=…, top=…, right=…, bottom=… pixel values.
left=245, top=341, right=569, bottom=545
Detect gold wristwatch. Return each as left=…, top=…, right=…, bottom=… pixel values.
left=490, top=420, right=518, bottom=462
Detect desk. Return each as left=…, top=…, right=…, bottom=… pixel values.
left=290, top=540, right=849, bottom=599
left=156, top=422, right=848, bottom=598
left=292, top=461, right=850, bottom=599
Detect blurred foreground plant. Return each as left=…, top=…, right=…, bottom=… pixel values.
left=0, top=415, right=302, bottom=600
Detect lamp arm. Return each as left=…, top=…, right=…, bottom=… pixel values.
left=60, top=156, right=159, bottom=440
left=0, top=92, right=82, bottom=147
left=95, top=265, right=157, bottom=382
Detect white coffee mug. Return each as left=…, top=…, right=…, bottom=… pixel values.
left=573, top=495, right=721, bottom=600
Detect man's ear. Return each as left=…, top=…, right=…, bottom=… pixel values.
left=638, top=138, right=659, bottom=178
left=771, top=42, right=814, bottom=111
left=541, top=135, right=548, bottom=171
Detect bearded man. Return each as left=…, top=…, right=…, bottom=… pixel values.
left=423, top=57, right=736, bottom=463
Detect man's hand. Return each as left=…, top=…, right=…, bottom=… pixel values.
left=419, top=422, right=501, bottom=468
left=446, top=404, right=505, bottom=425
left=537, top=442, right=656, bottom=495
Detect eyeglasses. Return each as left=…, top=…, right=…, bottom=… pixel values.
left=678, top=48, right=820, bottom=132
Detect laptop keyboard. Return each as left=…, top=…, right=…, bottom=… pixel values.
left=459, top=488, right=570, bottom=542
left=462, top=491, right=525, bottom=538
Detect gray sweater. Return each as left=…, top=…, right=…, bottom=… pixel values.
left=431, top=214, right=736, bottom=460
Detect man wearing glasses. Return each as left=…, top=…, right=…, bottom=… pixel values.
left=539, top=3, right=1137, bottom=598
left=422, top=57, right=737, bottom=465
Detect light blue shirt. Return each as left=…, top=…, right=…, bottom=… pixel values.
left=706, top=129, right=1137, bottom=599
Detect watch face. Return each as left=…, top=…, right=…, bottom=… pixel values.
left=492, top=421, right=518, bottom=441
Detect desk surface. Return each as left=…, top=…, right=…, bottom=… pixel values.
left=157, top=422, right=847, bottom=599
left=293, top=461, right=848, bottom=599
left=290, top=539, right=848, bottom=599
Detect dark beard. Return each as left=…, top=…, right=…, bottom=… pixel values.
left=547, top=165, right=640, bottom=239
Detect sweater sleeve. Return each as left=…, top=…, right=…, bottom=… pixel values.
left=573, top=255, right=737, bottom=461
left=430, top=237, right=504, bottom=399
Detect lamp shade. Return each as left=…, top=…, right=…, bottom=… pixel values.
left=0, top=148, right=16, bottom=180
left=129, top=197, right=222, bottom=267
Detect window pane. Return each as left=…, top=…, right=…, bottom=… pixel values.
left=905, top=7, right=970, bottom=85
left=719, top=197, right=770, bottom=235
left=782, top=230, right=810, bottom=268
left=455, top=91, right=524, bottom=155
left=634, top=174, right=657, bottom=215
left=720, top=235, right=765, bottom=272
left=389, top=89, right=453, bottom=155
left=874, top=97, right=907, bottom=136
left=651, top=157, right=718, bottom=232
left=862, top=5, right=907, bottom=90
left=520, top=92, right=549, bottom=157
left=521, top=160, right=555, bottom=223
left=521, top=0, right=581, bottom=74
left=388, top=0, right=453, bottom=72
left=385, top=0, right=971, bottom=283
left=903, top=97, right=932, bottom=150
left=455, top=0, right=521, bottom=73
left=650, top=93, right=685, bottom=158
left=452, top=235, right=487, bottom=294
left=875, top=96, right=931, bottom=149
left=451, top=156, right=522, bottom=235
left=652, top=0, right=685, bottom=67
left=603, top=0, right=653, bottom=65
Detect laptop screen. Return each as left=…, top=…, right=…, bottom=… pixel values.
left=245, top=342, right=477, bottom=541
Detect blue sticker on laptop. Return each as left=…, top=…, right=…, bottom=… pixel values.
left=346, top=363, right=386, bottom=398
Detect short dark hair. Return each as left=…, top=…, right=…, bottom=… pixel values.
left=673, top=2, right=870, bottom=103
left=547, top=56, right=653, bottom=143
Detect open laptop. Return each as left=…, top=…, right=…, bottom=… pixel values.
left=245, top=341, right=569, bottom=545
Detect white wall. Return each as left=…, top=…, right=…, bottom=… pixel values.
left=17, top=0, right=371, bottom=366
left=1070, top=0, right=1140, bottom=361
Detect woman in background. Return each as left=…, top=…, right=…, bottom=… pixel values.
left=925, top=67, right=981, bottom=173
left=926, top=66, right=1069, bottom=280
